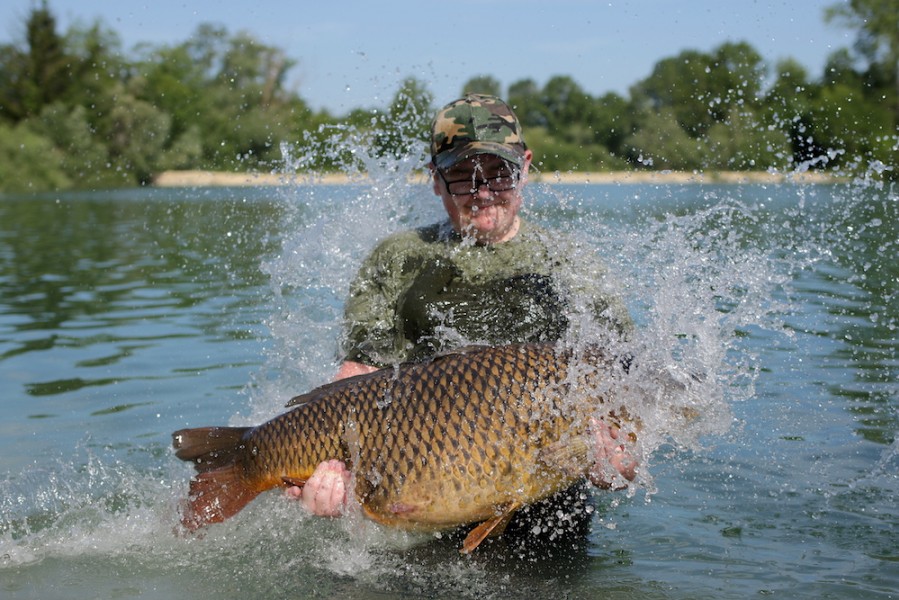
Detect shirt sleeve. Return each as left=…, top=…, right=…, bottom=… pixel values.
left=339, top=237, right=412, bottom=367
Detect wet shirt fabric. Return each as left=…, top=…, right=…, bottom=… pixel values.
left=341, top=218, right=631, bottom=367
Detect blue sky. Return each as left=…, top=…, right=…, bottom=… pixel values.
left=3, top=1, right=855, bottom=114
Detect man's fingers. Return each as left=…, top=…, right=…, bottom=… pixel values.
left=300, top=460, right=350, bottom=517
left=589, top=416, right=637, bottom=486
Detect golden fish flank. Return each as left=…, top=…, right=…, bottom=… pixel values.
left=172, top=342, right=626, bottom=552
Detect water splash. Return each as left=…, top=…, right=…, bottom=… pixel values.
left=2, top=113, right=895, bottom=598
left=0, top=441, right=178, bottom=568
left=238, top=122, right=439, bottom=421
left=241, top=127, right=852, bottom=519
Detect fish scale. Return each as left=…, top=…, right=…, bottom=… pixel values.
left=173, top=342, right=619, bottom=552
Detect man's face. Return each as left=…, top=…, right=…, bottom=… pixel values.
left=433, top=150, right=532, bottom=244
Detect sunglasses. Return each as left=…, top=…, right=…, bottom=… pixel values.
left=436, top=167, right=519, bottom=196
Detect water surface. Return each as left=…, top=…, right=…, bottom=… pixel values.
left=0, top=178, right=896, bottom=599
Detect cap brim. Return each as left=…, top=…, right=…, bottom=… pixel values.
left=434, top=142, right=525, bottom=170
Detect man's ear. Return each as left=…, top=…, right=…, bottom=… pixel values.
left=520, top=149, right=533, bottom=182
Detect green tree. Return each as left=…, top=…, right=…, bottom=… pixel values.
left=0, top=120, right=70, bottom=191
left=809, top=77, right=894, bottom=172
left=629, top=48, right=713, bottom=136
left=218, top=30, right=295, bottom=107
left=625, top=41, right=777, bottom=171
left=704, top=106, right=791, bottom=171
left=202, top=29, right=299, bottom=168
left=135, top=24, right=308, bottom=171
left=525, top=124, right=627, bottom=173
left=62, top=19, right=125, bottom=110
left=630, top=42, right=767, bottom=139
left=826, top=0, right=899, bottom=119
left=764, top=58, right=823, bottom=165
left=539, top=75, right=594, bottom=135
left=0, top=1, right=71, bottom=121
left=372, top=77, right=434, bottom=162
left=624, top=109, right=705, bottom=171
left=27, top=102, right=112, bottom=187
left=590, top=92, right=636, bottom=157
left=460, top=75, right=502, bottom=97
left=0, top=43, right=28, bottom=121
left=132, top=42, right=209, bottom=140
left=507, top=78, right=544, bottom=128
left=23, top=2, right=70, bottom=115
left=105, top=90, right=173, bottom=183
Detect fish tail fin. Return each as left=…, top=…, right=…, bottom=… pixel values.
left=172, top=426, right=259, bottom=530
left=172, top=426, right=252, bottom=472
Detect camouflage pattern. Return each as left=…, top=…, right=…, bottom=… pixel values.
left=430, top=94, right=527, bottom=170
left=173, top=343, right=628, bottom=552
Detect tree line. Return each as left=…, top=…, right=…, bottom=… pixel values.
left=0, top=1, right=896, bottom=193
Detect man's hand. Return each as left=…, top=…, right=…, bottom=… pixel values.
left=589, top=417, right=638, bottom=489
left=286, top=459, right=350, bottom=517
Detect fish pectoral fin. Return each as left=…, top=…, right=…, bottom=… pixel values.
left=536, top=436, right=590, bottom=478
left=388, top=502, right=421, bottom=515
left=281, top=476, right=307, bottom=488
left=461, top=502, right=521, bottom=554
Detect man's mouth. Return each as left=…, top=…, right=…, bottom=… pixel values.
left=468, top=198, right=506, bottom=211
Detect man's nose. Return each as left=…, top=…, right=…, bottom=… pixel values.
left=473, top=182, right=494, bottom=199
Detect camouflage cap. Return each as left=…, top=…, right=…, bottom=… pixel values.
left=430, top=94, right=527, bottom=170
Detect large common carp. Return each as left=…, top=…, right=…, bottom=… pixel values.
left=172, top=342, right=629, bottom=552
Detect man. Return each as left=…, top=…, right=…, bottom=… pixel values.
left=289, top=94, right=637, bottom=522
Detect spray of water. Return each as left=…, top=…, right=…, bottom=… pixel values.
left=242, top=126, right=832, bottom=519
left=2, top=106, right=894, bottom=598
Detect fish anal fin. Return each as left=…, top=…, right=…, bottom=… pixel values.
left=461, top=502, right=521, bottom=554
left=181, top=466, right=262, bottom=532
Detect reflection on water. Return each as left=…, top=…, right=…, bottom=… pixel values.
left=0, top=180, right=896, bottom=599
left=0, top=188, right=284, bottom=472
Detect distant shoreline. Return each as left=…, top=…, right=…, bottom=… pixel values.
left=152, top=169, right=842, bottom=187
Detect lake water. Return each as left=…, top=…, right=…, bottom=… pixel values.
left=0, top=174, right=896, bottom=599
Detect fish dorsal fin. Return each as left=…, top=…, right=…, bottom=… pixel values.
left=432, top=344, right=491, bottom=359
left=461, top=502, right=521, bottom=554
left=285, top=369, right=384, bottom=407
left=285, top=347, right=493, bottom=408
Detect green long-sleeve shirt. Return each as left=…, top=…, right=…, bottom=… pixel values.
left=341, top=218, right=631, bottom=367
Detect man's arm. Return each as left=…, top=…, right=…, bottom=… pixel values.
left=334, top=360, right=379, bottom=380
